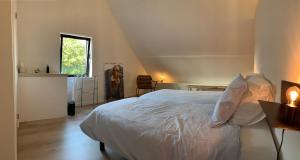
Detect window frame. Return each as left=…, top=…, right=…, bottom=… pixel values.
left=59, top=34, right=91, bottom=77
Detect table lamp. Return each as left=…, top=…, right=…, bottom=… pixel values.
left=286, top=86, right=300, bottom=107
left=281, top=81, right=300, bottom=124
left=159, top=74, right=165, bottom=83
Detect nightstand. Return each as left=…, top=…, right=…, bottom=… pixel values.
left=259, top=100, right=300, bottom=160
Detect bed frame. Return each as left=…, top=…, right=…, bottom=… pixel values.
left=100, top=141, right=105, bottom=152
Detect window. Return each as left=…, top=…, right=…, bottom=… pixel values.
left=60, top=34, right=91, bottom=76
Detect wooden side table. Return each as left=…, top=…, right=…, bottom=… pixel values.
left=259, top=100, right=300, bottom=160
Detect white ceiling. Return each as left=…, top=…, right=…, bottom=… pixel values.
left=107, top=0, right=259, bottom=84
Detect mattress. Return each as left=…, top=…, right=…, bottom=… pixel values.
left=240, top=119, right=277, bottom=160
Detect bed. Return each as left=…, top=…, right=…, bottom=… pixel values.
left=80, top=89, right=276, bottom=160
left=240, top=119, right=276, bottom=160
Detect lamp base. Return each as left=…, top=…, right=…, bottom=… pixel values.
left=281, top=104, right=300, bottom=125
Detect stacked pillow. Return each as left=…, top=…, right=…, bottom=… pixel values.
left=229, top=74, right=275, bottom=126
left=211, top=74, right=248, bottom=127
left=211, top=73, right=275, bottom=127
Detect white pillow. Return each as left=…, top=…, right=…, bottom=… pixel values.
left=245, top=73, right=275, bottom=103
left=211, top=74, right=247, bottom=127
left=229, top=74, right=275, bottom=126
left=229, top=102, right=265, bottom=126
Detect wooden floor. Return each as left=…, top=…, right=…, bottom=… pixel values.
left=18, top=106, right=125, bottom=160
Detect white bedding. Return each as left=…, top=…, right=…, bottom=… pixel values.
left=81, top=89, right=241, bottom=160
left=240, top=119, right=276, bottom=160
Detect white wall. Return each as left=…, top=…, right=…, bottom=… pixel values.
left=108, top=0, right=258, bottom=84
left=17, top=0, right=146, bottom=103
left=0, top=0, right=17, bottom=159
left=12, top=0, right=18, bottom=128
left=255, top=1, right=300, bottom=159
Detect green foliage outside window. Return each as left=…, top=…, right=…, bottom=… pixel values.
left=61, top=38, right=88, bottom=75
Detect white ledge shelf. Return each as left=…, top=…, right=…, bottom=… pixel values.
left=19, top=73, right=69, bottom=77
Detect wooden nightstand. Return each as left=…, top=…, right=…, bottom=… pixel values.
left=259, top=100, right=300, bottom=160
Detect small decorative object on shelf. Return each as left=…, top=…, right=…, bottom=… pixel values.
left=34, top=68, right=40, bottom=73
left=17, top=65, right=21, bottom=73
left=19, top=63, right=26, bottom=73
left=46, top=65, right=50, bottom=73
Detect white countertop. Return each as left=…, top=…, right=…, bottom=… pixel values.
left=19, top=73, right=69, bottom=77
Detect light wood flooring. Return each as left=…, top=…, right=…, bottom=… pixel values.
left=18, top=106, right=125, bottom=160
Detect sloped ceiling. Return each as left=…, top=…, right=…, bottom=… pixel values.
left=108, top=0, right=259, bottom=84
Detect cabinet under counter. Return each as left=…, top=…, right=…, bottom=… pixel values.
left=18, top=75, right=68, bottom=122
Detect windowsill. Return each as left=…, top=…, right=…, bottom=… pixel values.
left=19, top=73, right=69, bottom=77
left=67, top=75, right=92, bottom=78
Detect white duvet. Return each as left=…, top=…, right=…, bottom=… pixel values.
left=81, top=89, right=241, bottom=160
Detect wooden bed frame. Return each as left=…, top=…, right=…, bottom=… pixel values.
left=100, top=141, right=105, bottom=152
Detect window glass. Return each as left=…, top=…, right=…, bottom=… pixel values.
left=60, top=34, right=91, bottom=76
